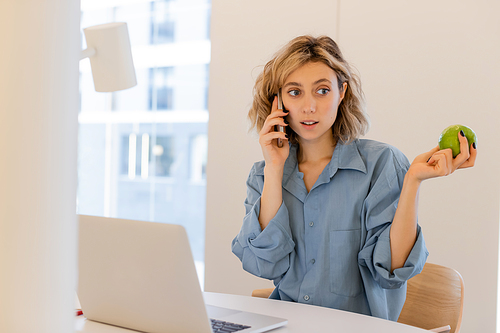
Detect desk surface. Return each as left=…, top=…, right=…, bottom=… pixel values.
left=76, top=291, right=429, bottom=333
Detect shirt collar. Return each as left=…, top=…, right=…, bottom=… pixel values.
left=253, top=140, right=368, bottom=198
left=277, top=141, right=366, bottom=201
left=332, top=140, right=367, bottom=176
left=282, top=140, right=367, bottom=179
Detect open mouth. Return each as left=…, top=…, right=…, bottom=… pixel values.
left=301, top=121, right=318, bottom=125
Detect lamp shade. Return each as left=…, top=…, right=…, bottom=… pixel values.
left=83, top=22, right=137, bottom=92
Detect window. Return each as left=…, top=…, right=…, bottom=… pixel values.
left=150, top=0, right=175, bottom=44
left=149, top=67, right=174, bottom=111
left=78, top=0, right=211, bottom=287
left=120, top=134, right=175, bottom=178
left=190, top=134, right=207, bottom=182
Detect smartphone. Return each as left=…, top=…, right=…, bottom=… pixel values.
left=275, top=89, right=286, bottom=148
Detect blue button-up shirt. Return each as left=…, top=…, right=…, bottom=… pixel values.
left=232, top=139, right=428, bottom=320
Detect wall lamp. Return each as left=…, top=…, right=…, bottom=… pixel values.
left=80, top=22, right=137, bottom=92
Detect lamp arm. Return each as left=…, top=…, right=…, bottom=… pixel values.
left=80, top=47, right=96, bottom=61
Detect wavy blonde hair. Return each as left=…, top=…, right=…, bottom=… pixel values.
left=248, top=35, right=369, bottom=144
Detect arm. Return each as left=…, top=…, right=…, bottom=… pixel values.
left=259, top=166, right=284, bottom=229
left=390, top=131, right=477, bottom=271
left=231, top=166, right=295, bottom=279
left=231, top=96, right=293, bottom=278
left=389, top=172, right=420, bottom=271
left=257, top=96, right=289, bottom=230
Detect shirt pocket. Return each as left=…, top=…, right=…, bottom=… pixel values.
left=329, top=229, right=363, bottom=297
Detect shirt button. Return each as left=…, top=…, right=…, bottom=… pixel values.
left=311, top=259, right=315, bottom=264
left=303, top=295, right=310, bottom=301
left=309, top=221, right=314, bottom=227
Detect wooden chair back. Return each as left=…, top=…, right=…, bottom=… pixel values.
left=251, top=287, right=274, bottom=298
left=397, top=262, right=464, bottom=333
left=251, top=263, right=464, bottom=333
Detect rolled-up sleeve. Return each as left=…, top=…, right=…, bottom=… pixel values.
left=231, top=165, right=295, bottom=280
left=360, top=223, right=428, bottom=289
left=358, top=150, right=429, bottom=290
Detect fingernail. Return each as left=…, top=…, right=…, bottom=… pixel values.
left=460, top=130, right=465, bottom=137
left=473, top=142, right=476, bottom=149
left=285, top=134, right=289, bottom=139
left=284, top=119, right=289, bottom=124
left=427, top=157, right=431, bottom=163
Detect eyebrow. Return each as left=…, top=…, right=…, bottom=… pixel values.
left=283, top=78, right=332, bottom=88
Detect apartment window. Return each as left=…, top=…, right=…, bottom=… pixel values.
left=121, top=134, right=174, bottom=178
left=149, top=67, right=174, bottom=111
left=78, top=0, right=211, bottom=287
left=150, top=0, right=175, bottom=44
left=190, top=134, right=207, bottom=182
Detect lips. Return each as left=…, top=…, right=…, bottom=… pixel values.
left=300, top=120, right=319, bottom=130
left=300, top=121, right=318, bottom=125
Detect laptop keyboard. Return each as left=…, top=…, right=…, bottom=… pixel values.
left=210, top=318, right=251, bottom=332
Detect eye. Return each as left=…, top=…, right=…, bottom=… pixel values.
left=287, top=89, right=300, bottom=97
left=317, top=88, right=330, bottom=95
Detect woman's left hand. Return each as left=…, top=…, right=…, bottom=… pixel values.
left=407, top=131, right=477, bottom=183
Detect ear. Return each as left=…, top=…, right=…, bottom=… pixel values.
left=338, top=82, right=347, bottom=104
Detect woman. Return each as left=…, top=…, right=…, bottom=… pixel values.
left=231, top=35, right=476, bottom=320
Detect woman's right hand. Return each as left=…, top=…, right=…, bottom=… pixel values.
left=259, top=96, right=290, bottom=170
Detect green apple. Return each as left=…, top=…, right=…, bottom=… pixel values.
left=438, top=124, right=477, bottom=158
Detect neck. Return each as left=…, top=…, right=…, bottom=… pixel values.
left=297, top=135, right=336, bottom=164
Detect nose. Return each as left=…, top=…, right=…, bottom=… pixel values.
left=301, top=93, right=316, bottom=114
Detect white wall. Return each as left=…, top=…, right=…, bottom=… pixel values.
left=205, top=1, right=500, bottom=332
left=205, top=0, right=340, bottom=295
left=338, top=2, right=500, bottom=332
left=0, top=1, right=80, bottom=332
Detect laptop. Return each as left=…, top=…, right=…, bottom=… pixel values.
left=77, top=215, right=287, bottom=333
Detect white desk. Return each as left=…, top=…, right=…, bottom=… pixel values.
left=76, top=292, right=429, bottom=332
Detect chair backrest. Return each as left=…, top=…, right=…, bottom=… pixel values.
left=252, top=263, right=464, bottom=333
left=251, top=288, right=274, bottom=298
left=397, top=262, right=464, bottom=333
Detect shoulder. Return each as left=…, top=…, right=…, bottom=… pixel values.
left=248, top=144, right=298, bottom=178
left=354, top=139, right=410, bottom=171
left=245, top=160, right=266, bottom=190
left=249, top=160, right=266, bottom=178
